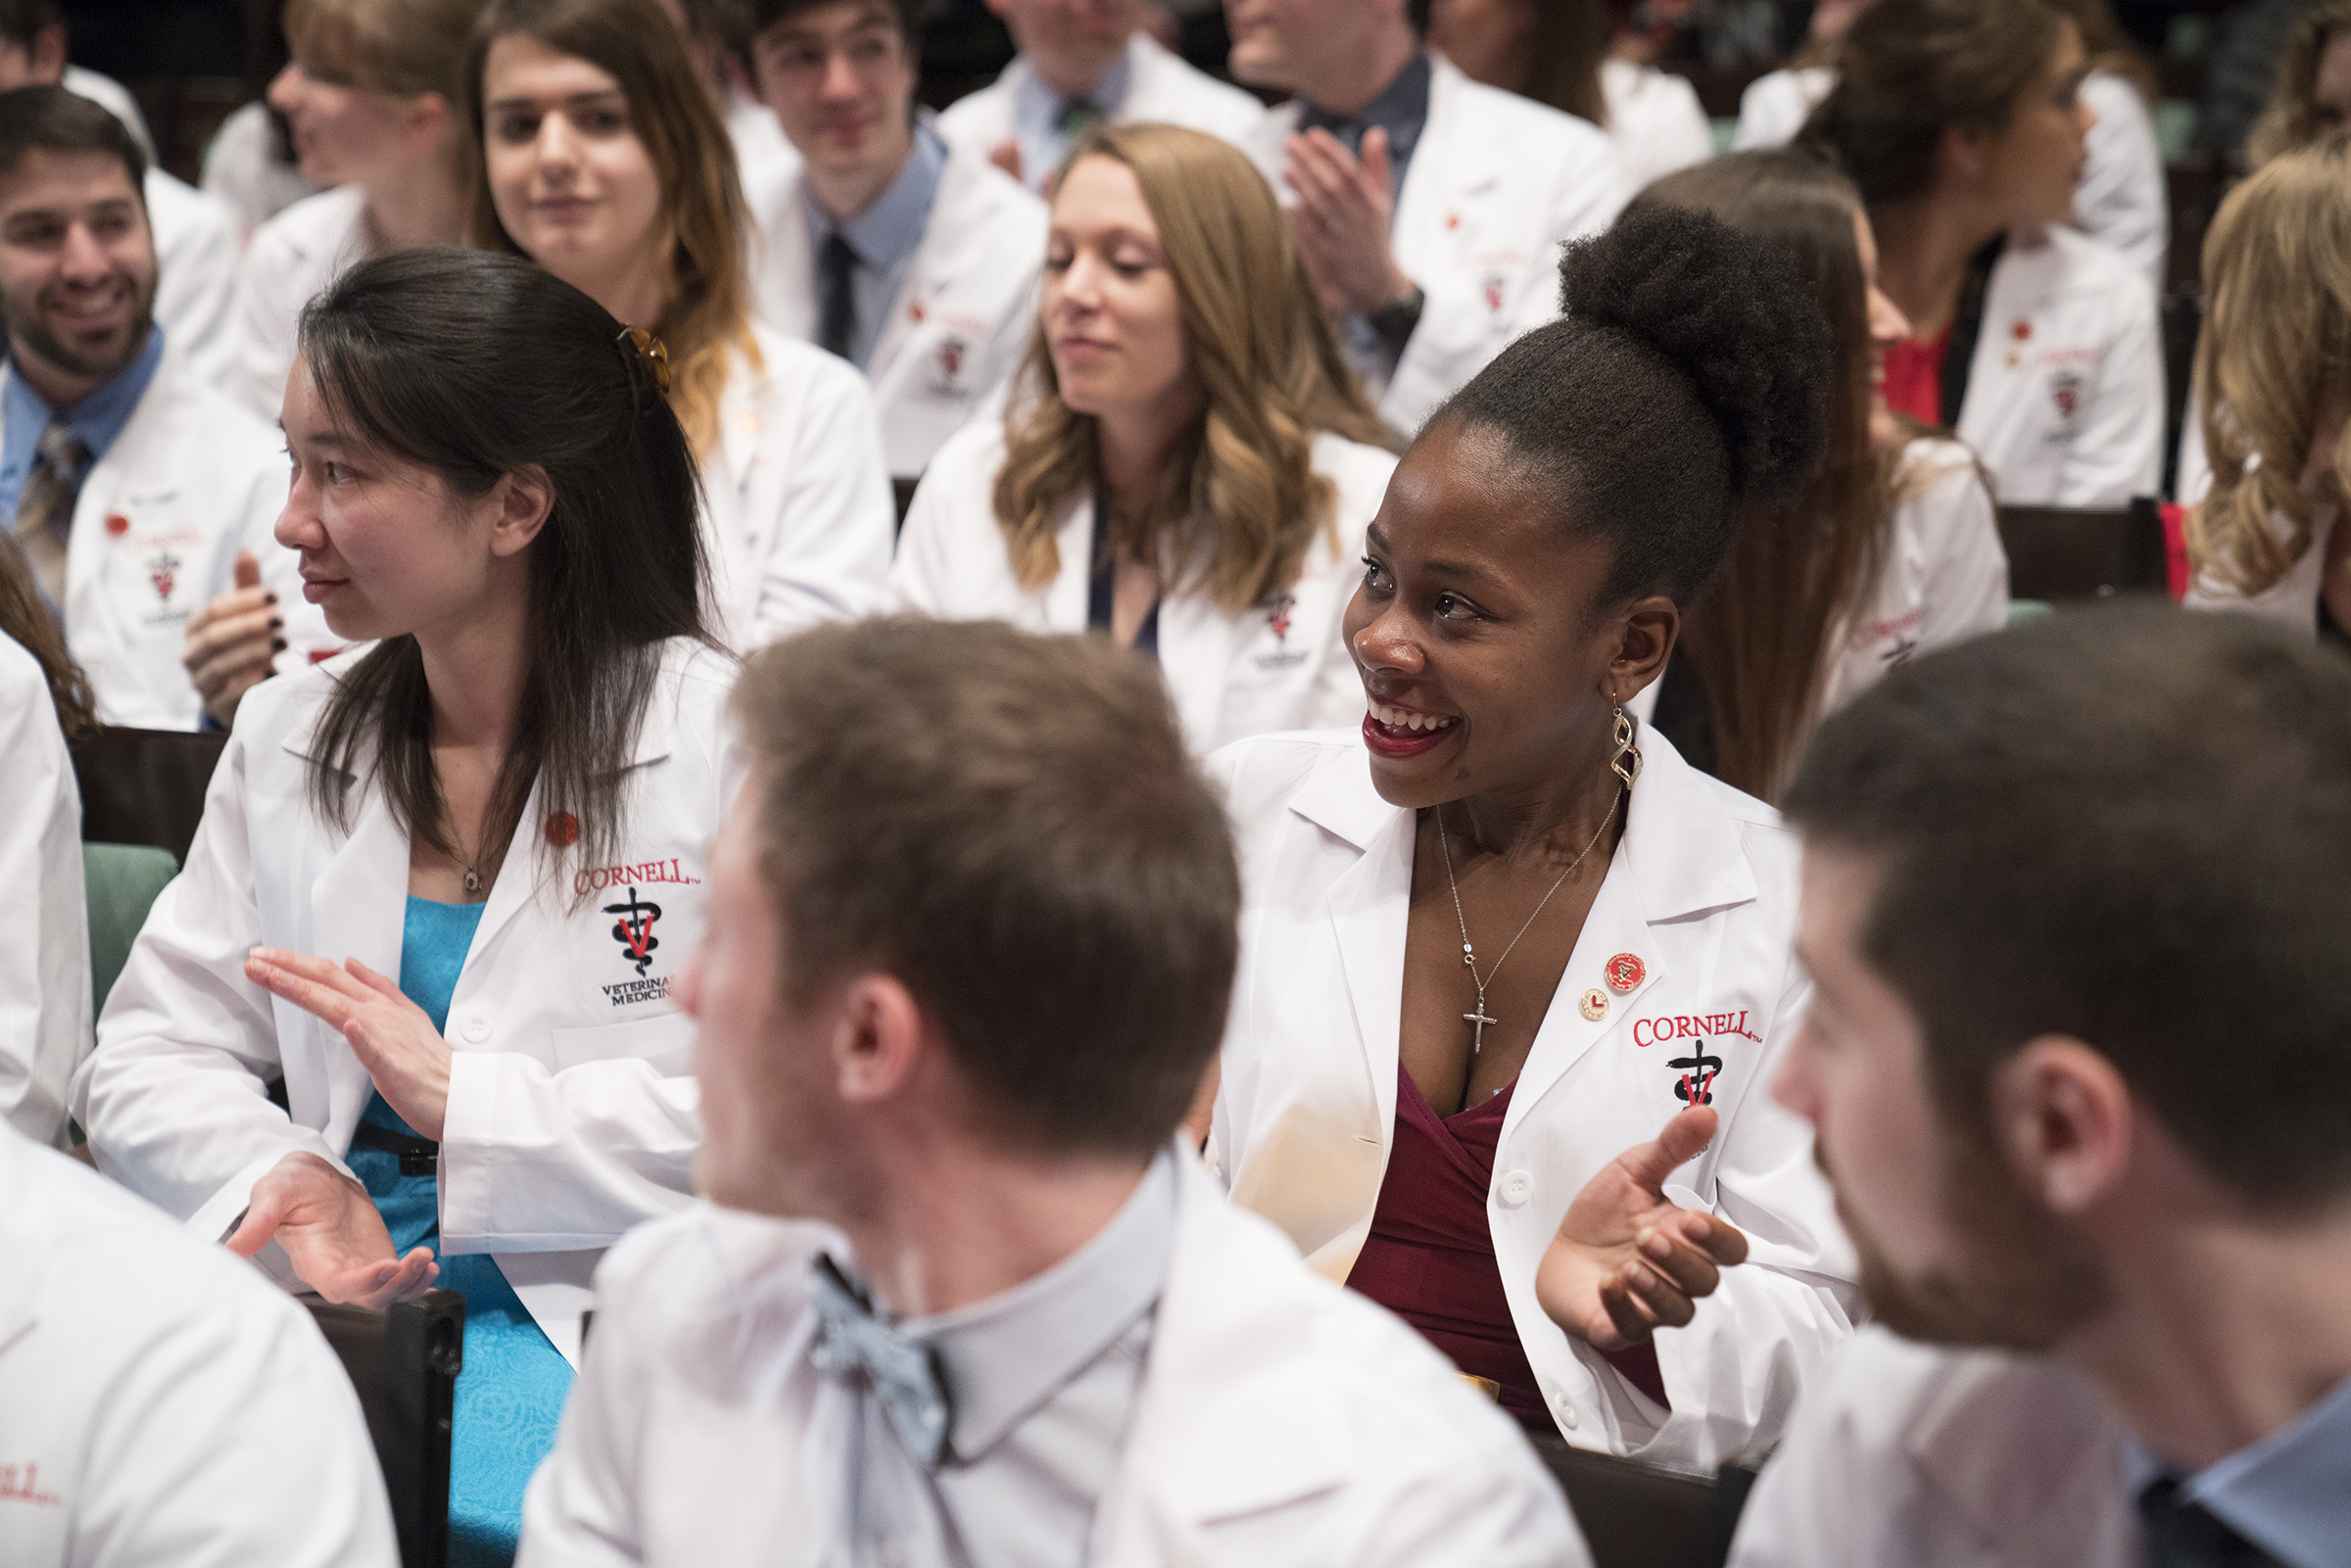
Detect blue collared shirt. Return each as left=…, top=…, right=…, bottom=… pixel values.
left=0, top=324, right=166, bottom=521
left=1008, top=39, right=1135, bottom=192
left=1295, top=50, right=1433, bottom=198
left=2123, top=1367, right=2351, bottom=1568
left=829, top=1151, right=1176, bottom=1568
left=802, top=120, right=949, bottom=372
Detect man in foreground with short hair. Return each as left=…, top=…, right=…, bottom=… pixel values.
left=518, top=618, right=1587, bottom=1568
left=1739, top=602, right=2351, bottom=1567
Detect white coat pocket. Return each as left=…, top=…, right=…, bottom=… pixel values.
left=549, top=1012, right=697, bottom=1077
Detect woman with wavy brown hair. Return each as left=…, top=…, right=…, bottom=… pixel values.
left=888, top=121, right=1400, bottom=756
left=2184, top=136, right=2351, bottom=639
left=464, top=0, right=895, bottom=650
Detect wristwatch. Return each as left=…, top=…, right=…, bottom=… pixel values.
left=1368, top=285, right=1426, bottom=358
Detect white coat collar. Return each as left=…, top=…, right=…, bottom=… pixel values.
left=1284, top=722, right=1760, bottom=924
left=1275, top=726, right=1765, bottom=1213
left=270, top=641, right=706, bottom=1131
left=1903, top=1348, right=2132, bottom=1555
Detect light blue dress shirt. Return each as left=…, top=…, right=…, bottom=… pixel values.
left=802, top=120, right=950, bottom=373
left=0, top=324, right=166, bottom=521
left=828, top=1150, right=1176, bottom=1568
left=1008, top=42, right=1135, bottom=191
left=2124, top=1366, right=2351, bottom=1568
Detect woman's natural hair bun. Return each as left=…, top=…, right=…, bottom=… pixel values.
left=1558, top=204, right=1831, bottom=511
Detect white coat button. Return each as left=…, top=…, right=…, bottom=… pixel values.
left=1557, top=1402, right=1580, bottom=1430
left=459, top=1014, right=490, bottom=1043
left=1499, top=1169, right=1533, bottom=1206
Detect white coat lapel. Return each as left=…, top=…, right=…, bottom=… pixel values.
left=1152, top=590, right=1237, bottom=747
left=762, top=181, right=821, bottom=341
left=1511, top=735, right=1754, bottom=1134
left=299, top=773, right=408, bottom=1137
left=1234, top=761, right=1412, bottom=1279
left=1096, top=1162, right=1356, bottom=1565
left=60, top=360, right=195, bottom=617
left=1043, top=491, right=1093, bottom=632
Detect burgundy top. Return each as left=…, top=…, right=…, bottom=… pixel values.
left=1347, top=1063, right=1669, bottom=1432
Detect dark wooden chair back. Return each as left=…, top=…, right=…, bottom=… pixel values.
left=1995, top=498, right=2169, bottom=602
left=301, top=1290, right=465, bottom=1568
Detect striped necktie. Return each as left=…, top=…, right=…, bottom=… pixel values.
left=12, top=416, right=90, bottom=609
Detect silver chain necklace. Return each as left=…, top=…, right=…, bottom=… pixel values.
left=1435, top=794, right=1619, bottom=1054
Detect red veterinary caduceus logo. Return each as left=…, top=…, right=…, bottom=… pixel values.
left=1267, top=594, right=1295, bottom=642
left=604, top=886, right=661, bottom=976
left=149, top=551, right=178, bottom=601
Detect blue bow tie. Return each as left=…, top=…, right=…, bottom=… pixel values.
left=808, top=1255, right=956, bottom=1469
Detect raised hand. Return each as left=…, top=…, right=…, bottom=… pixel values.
left=246, top=947, right=454, bottom=1141
left=1283, top=125, right=1415, bottom=319
left=1534, top=1107, right=1751, bottom=1350
left=181, top=549, right=281, bottom=728
left=225, top=1150, right=439, bottom=1307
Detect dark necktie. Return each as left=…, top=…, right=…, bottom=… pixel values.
left=1055, top=94, right=1104, bottom=143
left=13, top=416, right=89, bottom=609
left=2136, top=1477, right=2285, bottom=1568
left=807, top=1253, right=954, bottom=1468
left=819, top=232, right=862, bottom=363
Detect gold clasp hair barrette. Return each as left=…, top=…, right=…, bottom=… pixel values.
left=619, top=324, right=672, bottom=395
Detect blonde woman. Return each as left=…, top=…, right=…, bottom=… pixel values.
left=465, top=0, right=892, bottom=648
left=2184, top=136, right=2351, bottom=639
left=225, top=0, right=478, bottom=416
left=889, top=122, right=1401, bottom=756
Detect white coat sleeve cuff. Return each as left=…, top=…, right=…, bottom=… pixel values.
left=187, top=1139, right=355, bottom=1247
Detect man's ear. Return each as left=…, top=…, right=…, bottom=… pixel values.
left=832, top=972, right=930, bottom=1107
left=1986, top=1036, right=2135, bottom=1216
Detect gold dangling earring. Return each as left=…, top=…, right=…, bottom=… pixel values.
left=1610, top=702, right=1643, bottom=790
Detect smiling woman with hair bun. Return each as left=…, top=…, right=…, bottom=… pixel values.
left=1202, top=205, right=1861, bottom=1473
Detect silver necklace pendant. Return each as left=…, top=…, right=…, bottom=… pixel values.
left=462, top=866, right=484, bottom=896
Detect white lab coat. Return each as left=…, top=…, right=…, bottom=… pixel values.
left=1954, top=223, right=2163, bottom=507
left=201, top=100, right=318, bottom=243
left=1729, top=66, right=1831, bottom=152
left=2180, top=440, right=2339, bottom=635
left=0, top=1118, right=402, bottom=1568
left=724, top=85, right=795, bottom=205
left=1725, top=1326, right=2141, bottom=1568
left=1244, top=56, right=1629, bottom=439
left=146, top=169, right=242, bottom=391
left=1205, top=727, right=1859, bottom=1473
left=701, top=324, right=894, bottom=649
left=33, top=344, right=315, bottom=730
left=1601, top=58, right=1716, bottom=194
left=64, top=65, right=156, bottom=159
left=1815, top=437, right=2008, bottom=718
left=888, top=418, right=1398, bottom=755
left=72, top=639, right=745, bottom=1368
left=515, top=1156, right=1594, bottom=1568
left=225, top=185, right=367, bottom=418
left=2075, top=71, right=2168, bottom=294
left=1733, top=67, right=2170, bottom=294
left=748, top=144, right=1048, bottom=480
left=936, top=32, right=1268, bottom=192
left=0, top=634, right=88, bottom=1149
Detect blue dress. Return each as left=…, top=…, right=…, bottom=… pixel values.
left=343, top=896, right=575, bottom=1568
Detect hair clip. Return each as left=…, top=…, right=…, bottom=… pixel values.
left=618, top=324, right=672, bottom=395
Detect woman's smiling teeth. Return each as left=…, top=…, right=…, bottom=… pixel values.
left=1368, top=701, right=1459, bottom=734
